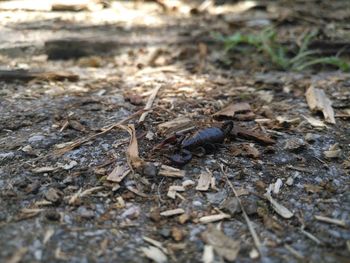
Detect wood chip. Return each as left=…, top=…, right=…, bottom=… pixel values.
left=302, top=115, right=327, bottom=128
left=6, top=247, right=28, bottom=263
left=305, top=86, right=335, bottom=124
left=202, top=245, right=214, bottom=263
left=199, top=213, right=231, bottom=224
left=213, top=102, right=251, bottom=119
left=32, top=166, right=58, bottom=173
left=264, top=192, right=293, bottom=219
left=167, top=185, right=185, bottom=199
left=157, top=116, right=193, bottom=135
left=158, top=165, right=185, bottom=178
left=106, top=164, right=130, bottom=183
left=236, top=126, right=275, bottom=145
left=314, top=215, right=347, bottom=227
left=202, top=225, right=240, bottom=261
left=160, top=208, right=185, bottom=217
left=196, top=171, right=212, bottom=191
left=141, top=246, right=167, bottom=263
left=324, top=143, right=341, bottom=159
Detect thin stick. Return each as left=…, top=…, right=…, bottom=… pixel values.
left=139, top=85, right=161, bottom=123
left=54, top=109, right=146, bottom=155
left=219, top=164, right=263, bottom=256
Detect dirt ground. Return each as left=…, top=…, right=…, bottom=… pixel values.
left=0, top=0, right=349, bottom=262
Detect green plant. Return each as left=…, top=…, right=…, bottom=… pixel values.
left=215, top=28, right=349, bottom=72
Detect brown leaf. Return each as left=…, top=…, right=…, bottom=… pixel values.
left=213, top=102, right=251, bottom=119
left=305, top=86, right=335, bottom=124
left=202, top=225, right=240, bottom=261
left=236, top=126, right=275, bottom=145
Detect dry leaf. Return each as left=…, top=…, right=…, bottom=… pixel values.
left=213, top=102, right=251, bottom=119
left=202, top=225, right=240, bottom=261
left=305, top=86, right=335, bottom=124
left=264, top=192, right=293, bottom=219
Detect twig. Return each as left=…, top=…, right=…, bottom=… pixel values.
left=219, top=164, right=263, bottom=257
left=54, top=108, right=146, bottom=155
left=139, top=85, right=161, bottom=123
left=314, top=215, right=347, bottom=227
left=300, top=226, right=322, bottom=245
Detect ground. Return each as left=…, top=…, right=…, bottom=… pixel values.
left=0, top=0, right=349, bottom=262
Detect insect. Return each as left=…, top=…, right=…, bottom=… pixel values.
left=165, top=121, right=234, bottom=166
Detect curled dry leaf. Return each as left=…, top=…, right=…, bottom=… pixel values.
left=305, top=86, right=335, bottom=124
left=264, top=192, right=293, bottom=219
left=202, top=225, right=240, bottom=261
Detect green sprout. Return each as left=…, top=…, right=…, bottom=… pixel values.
left=215, top=28, right=349, bottom=72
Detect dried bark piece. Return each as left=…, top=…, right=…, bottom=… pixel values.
left=236, top=126, right=275, bottom=145
left=305, top=86, right=336, bottom=124
left=141, top=246, right=167, bottom=263
left=199, top=213, right=231, bottom=224
left=107, top=164, right=130, bottom=183
left=202, top=225, right=240, bottom=261
left=158, top=165, right=185, bottom=178
left=213, top=102, right=251, bottom=119
left=157, top=117, right=193, bottom=135
left=160, top=208, right=185, bottom=217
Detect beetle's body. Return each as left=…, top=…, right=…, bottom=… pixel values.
left=169, top=121, right=234, bottom=166
left=181, top=127, right=225, bottom=151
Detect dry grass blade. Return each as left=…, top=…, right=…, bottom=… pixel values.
left=314, top=215, right=347, bottom=227
left=139, top=85, right=161, bottom=123
left=54, top=109, right=146, bottom=155
left=6, top=247, right=28, bottom=263
left=219, top=164, right=262, bottom=257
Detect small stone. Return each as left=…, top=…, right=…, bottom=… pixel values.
left=45, top=210, right=61, bottom=221
left=304, top=133, right=319, bottom=143
left=171, top=226, right=185, bottom=241
left=159, top=227, right=171, bottom=238
left=286, top=177, right=294, bottom=186
left=149, top=208, right=161, bottom=222
left=44, top=188, right=63, bottom=203
left=241, top=197, right=258, bottom=215
left=284, top=138, right=306, bottom=152
left=206, top=191, right=227, bottom=205
left=142, top=162, right=158, bottom=177
left=178, top=213, right=190, bottom=224
left=77, top=206, right=95, bottom=219
left=28, top=134, right=45, bottom=144
left=120, top=205, right=140, bottom=220
left=220, top=197, right=241, bottom=216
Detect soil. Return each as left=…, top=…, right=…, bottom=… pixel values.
left=0, top=0, right=349, bottom=262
